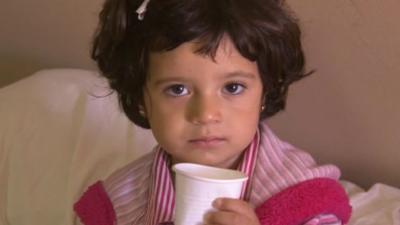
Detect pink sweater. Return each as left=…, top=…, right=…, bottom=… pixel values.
left=74, top=121, right=351, bottom=225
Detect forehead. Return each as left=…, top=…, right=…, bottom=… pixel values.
left=147, top=37, right=259, bottom=80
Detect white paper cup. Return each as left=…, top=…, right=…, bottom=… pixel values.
left=172, top=163, right=248, bottom=225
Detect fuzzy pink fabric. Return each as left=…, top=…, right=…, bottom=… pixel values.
left=73, top=181, right=116, bottom=225
left=74, top=178, right=351, bottom=225
left=255, top=178, right=352, bottom=225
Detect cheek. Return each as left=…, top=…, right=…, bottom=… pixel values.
left=151, top=102, right=185, bottom=125
left=146, top=100, right=186, bottom=139
left=144, top=93, right=176, bottom=121
left=229, top=95, right=262, bottom=132
left=230, top=95, right=262, bottom=116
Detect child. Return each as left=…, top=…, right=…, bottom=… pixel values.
left=74, top=0, right=352, bottom=224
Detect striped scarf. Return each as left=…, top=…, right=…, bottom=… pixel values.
left=103, top=122, right=340, bottom=225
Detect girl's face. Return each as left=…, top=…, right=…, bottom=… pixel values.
left=143, top=37, right=263, bottom=169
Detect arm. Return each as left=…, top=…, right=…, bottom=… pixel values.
left=73, top=181, right=116, bottom=225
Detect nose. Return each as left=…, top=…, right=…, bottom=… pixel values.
left=187, top=94, right=222, bottom=125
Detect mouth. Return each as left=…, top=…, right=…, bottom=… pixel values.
left=188, top=136, right=226, bottom=148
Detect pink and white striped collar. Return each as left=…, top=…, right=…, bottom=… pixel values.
left=144, top=130, right=260, bottom=225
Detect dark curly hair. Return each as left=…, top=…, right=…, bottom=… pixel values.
left=92, top=0, right=311, bottom=129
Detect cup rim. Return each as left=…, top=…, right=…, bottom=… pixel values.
left=172, top=163, right=248, bottom=183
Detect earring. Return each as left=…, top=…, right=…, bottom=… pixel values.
left=139, top=106, right=146, bottom=117
left=261, top=105, right=266, bottom=112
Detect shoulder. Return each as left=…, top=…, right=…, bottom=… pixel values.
left=74, top=150, right=157, bottom=225
left=253, top=121, right=351, bottom=224
left=257, top=120, right=341, bottom=181
left=251, top=121, right=342, bottom=204
left=102, top=150, right=156, bottom=193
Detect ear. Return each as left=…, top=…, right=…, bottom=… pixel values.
left=260, top=92, right=267, bottom=109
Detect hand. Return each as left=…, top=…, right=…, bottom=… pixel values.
left=203, top=198, right=261, bottom=225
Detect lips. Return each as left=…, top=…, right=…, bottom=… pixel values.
left=188, top=136, right=226, bottom=148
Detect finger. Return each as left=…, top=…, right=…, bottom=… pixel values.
left=204, top=211, right=248, bottom=225
left=213, top=198, right=255, bottom=216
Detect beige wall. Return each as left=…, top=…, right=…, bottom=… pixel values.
left=273, top=0, right=400, bottom=188
left=0, top=0, right=98, bottom=86
left=1, top=0, right=399, bottom=188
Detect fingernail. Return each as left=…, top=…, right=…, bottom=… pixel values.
left=212, top=198, right=221, bottom=208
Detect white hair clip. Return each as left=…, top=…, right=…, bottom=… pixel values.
left=136, top=0, right=150, bottom=20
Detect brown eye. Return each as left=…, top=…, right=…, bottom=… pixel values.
left=165, top=84, right=189, bottom=96
left=224, top=83, right=246, bottom=95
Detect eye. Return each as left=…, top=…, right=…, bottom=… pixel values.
left=165, top=84, right=189, bottom=97
left=224, top=83, right=246, bottom=95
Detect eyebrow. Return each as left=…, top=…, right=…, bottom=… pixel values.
left=223, top=71, right=257, bottom=80
left=152, top=70, right=256, bottom=86
left=153, top=77, right=191, bottom=87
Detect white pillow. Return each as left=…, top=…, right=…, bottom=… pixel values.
left=0, top=69, right=156, bottom=225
